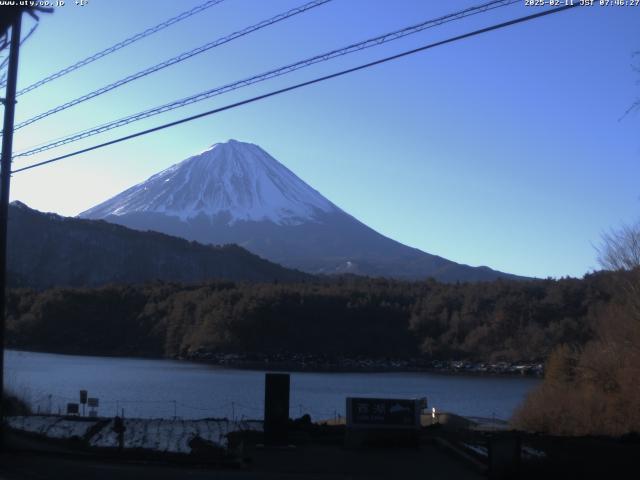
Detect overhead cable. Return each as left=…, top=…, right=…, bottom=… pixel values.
left=3, top=0, right=228, bottom=93
left=14, top=0, right=518, bottom=157
left=12, top=3, right=579, bottom=174
left=12, top=0, right=332, bottom=131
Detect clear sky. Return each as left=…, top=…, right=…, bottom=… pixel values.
left=4, top=0, right=639, bottom=279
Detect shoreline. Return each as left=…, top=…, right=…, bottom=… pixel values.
left=6, top=348, right=544, bottom=377
left=182, top=358, right=544, bottom=377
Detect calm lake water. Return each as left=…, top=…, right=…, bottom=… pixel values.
left=5, top=350, right=540, bottom=421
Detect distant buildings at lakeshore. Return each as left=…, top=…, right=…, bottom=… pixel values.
left=183, top=350, right=544, bottom=376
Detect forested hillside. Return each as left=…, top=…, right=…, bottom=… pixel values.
left=7, top=202, right=310, bottom=288
left=6, top=272, right=617, bottom=362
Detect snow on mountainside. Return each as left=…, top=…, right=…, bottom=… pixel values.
left=81, top=139, right=522, bottom=282
left=81, top=139, right=337, bottom=225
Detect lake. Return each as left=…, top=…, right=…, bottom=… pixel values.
left=4, top=350, right=540, bottom=421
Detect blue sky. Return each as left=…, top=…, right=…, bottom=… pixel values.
left=4, top=0, right=639, bottom=279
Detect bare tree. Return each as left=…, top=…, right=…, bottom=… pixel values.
left=515, top=221, right=640, bottom=436
left=624, top=51, right=640, bottom=118
left=597, top=219, right=640, bottom=271
left=596, top=219, right=640, bottom=363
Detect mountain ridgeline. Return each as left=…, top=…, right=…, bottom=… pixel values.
left=80, top=139, right=521, bottom=282
left=7, top=202, right=310, bottom=289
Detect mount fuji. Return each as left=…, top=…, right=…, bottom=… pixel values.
left=80, top=140, right=517, bottom=282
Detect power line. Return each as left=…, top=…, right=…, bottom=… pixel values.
left=0, top=23, right=37, bottom=73
left=13, top=0, right=512, bottom=145
left=14, top=0, right=518, bottom=158
left=11, top=3, right=579, bottom=175
left=13, top=0, right=332, bottom=131
left=3, top=0, right=228, bottom=94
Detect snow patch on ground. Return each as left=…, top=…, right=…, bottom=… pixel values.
left=522, top=445, right=546, bottom=459
left=8, top=415, right=263, bottom=454
left=7, top=415, right=98, bottom=439
left=461, top=441, right=547, bottom=461
left=462, top=442, right=488, bottom=457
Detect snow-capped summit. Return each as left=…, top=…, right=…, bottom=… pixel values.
left=81, top=139, right=337, bottom=225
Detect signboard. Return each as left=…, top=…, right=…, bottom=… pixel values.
left=346, top=397, right=425, bottom=430
left=79, top=390, right=88, bottom=404
left=66, top=403, right=79, bottom=415
left=87, top=397, right=99, bottom=408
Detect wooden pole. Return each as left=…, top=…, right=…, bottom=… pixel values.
left=0, top=11, right=22, bottom=446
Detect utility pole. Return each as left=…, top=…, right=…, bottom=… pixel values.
left=0, top=10, right=23, bottom=443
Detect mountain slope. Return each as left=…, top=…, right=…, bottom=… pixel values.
left=81, top=140, right=337, bottom=225
left=8, top=202, right=310, bottom=289
left=80, top=139, right=520, bottom=282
